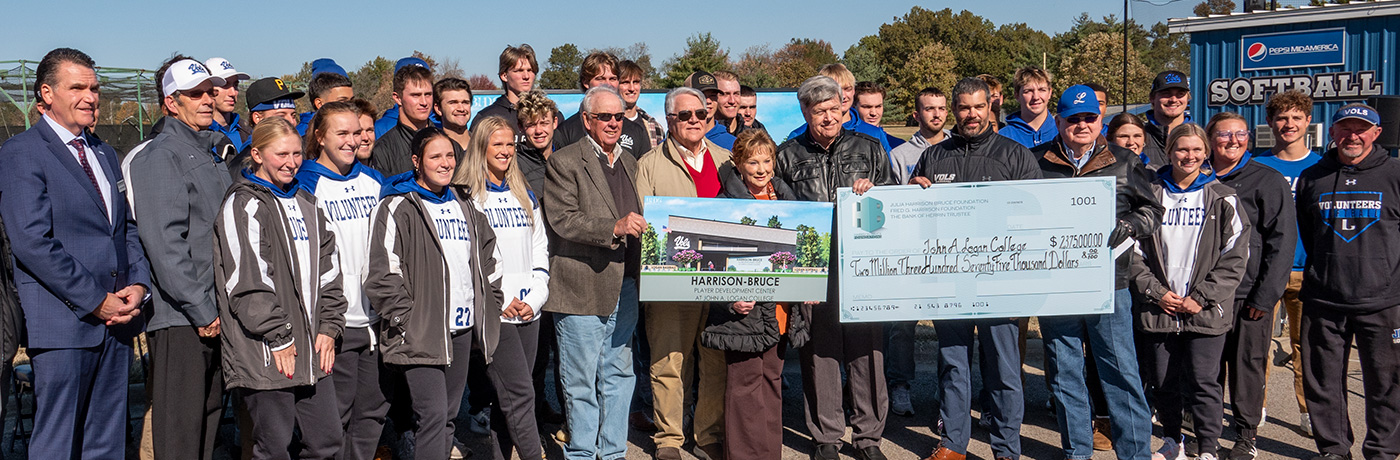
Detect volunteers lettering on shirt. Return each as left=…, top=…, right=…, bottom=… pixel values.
left=424, top=199, right=475, bottom=331
left=298, top=162, right=385, bottom=328
left=477, top=181, right=551, bottom=325
left=1160, top=189, right=1206, bottom=295
left=277, top=195, right=315, bottom=325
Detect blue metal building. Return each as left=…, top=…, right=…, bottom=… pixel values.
left=1169, top=1, right=1398, bottom=149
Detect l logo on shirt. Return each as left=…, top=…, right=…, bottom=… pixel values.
left=1319, top=191, right=1383, bottom=243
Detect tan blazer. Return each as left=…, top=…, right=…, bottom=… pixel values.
left=542, top=137, right=642, bottom=316
left=634, top=137, right=733, bottom=198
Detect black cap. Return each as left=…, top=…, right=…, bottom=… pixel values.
left=685, top=71, right=719, bottom=94
left=245, top=77, right=305, bottom=112
left=1151, top=70, right=1189, bottom=95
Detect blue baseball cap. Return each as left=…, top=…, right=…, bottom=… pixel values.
left=310, top=58, right=348, bottom=78
left=394, top=57, right=430, bottom=74
left=1057, top=85, right=1100, bottom=117
left=1333, top=104, right=1380, bottom=126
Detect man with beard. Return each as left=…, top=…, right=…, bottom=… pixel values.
left=910, top=77, right=1043, bottom=460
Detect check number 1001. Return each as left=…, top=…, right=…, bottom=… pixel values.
left=1069, top=196, right=1097, bottom=206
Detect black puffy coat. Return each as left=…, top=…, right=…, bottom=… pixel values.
left=700, top=164, right=810, bottom=352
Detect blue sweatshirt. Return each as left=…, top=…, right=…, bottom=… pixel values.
left=1254, top=149, right=1322, bottom=271
left=1000, top=112, right=1058, bottom=149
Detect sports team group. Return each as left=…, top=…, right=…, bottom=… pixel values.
left=0, top=41, right=1393, bottom=460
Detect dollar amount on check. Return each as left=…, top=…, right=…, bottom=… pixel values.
left=836, top=178, right=1116, bottom=322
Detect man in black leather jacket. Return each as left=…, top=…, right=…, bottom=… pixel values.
left=910, top=77, right=1043, bottom=460
left=772, top=75, right=896, bottom=460
left=1032, top=85, right=1163, bottom=460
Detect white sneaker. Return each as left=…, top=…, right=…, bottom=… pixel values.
left=1153, top=435, right=1186, bottom=460
left=450, top=438, right=468, bottom=459
left=1301, top=412, right=1314, bottom=438
left=890, top=384, right=915, bottom=416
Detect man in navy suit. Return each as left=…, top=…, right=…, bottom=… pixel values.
left=0, top=47, right=150, bottom=459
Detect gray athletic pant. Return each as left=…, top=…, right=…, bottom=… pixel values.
left=239, top=376, right=342, bottom=460
left=334, top=326, right=389, bottom=460
left=487, top=320, right=544, bottom=460
left=398, top=331, right=473, bottom=460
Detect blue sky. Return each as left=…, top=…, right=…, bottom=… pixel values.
left=9, top=0, right=1195, bottom=78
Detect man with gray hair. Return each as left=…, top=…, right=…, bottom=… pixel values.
left=633, top=85, right=732, bottom=460
left=773, top=75, right=896, bottom=460
left=543, top=85, right=646, bottom=460
left=909, top=77, right=1044, bottom=460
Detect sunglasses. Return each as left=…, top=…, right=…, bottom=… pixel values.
left=588, top=112, right=625, bottom=122
left=668, top=109, right=709, bottom=122
left=180, top=88, right=212, bottom=99
left=1064, top=114, right=1099, bottom=125
left=1214, top=130, right=1250, bottom=141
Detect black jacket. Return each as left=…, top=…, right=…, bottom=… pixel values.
left=773, top=129, right=898, bottom=204
left=1215, top=156, right=1296, bottom=311
left=369, top=122, right=419, bottom=177
left=516, top=143, right=549, bottom=196
left=1035, top=137, right=1164, bottom=289
left=1139, top=111, right=1177, bottom=168
left=701, top=163, right=810, bottom=352
left=911, top=127, right=1044, bottom=185
left=552, top=112, right=651, bottom=160
left=0, top=214, right=23, bottom=365
left=472, top=95, right=518, bottom=133
left=1296, top=146, right=1400, bottom=313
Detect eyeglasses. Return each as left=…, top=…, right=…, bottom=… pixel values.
left=1064, top=114, right=1099, bottom=125
left=588, top=112, right=625, bottom=122
left=1214, top=130, right=1250, bottom=141
left=667, top=109, right=709, bottom=122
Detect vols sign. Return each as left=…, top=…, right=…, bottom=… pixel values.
left=1240, top=28, right=1346, bottom=71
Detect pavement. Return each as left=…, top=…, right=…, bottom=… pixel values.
left=0, top=320, right=1374, bottom=459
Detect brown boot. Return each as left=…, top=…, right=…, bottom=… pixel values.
left=1093, top=417, right=1114, bottom=451
left=922, top=446, right=966, bottom=460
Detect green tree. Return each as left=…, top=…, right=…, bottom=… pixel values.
left=842, top=37, right=886, bottom=84
left=885, top=41, right=959, bottom=123
left=597, top=42, right=659, bottom=88
left=872, top=8, right=1017, bottom=88
left=659, top=33, right=731, bottom=88
left=770, top=39, right=840, bottom=87
left=641, top=224, right=665, bottom=265
left=739, top=216, right=757, bottom=225
left=540, top=43, right=585, bottom=90
left=794, top=225, right=829, bottom=268
left=1057, top=32, right=1154, bottom=106
left=733, top=45, right=783, bottom=89
left=1194, top=0, right=1237, bottom=16
left=351, top=56, right=394, bottom=116
left=767, top=216, right=783, bottom=228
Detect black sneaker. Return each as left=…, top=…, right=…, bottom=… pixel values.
left=811, top=443, right=840, bottom=460
left=856, top=446, right=888, bottom=460
left=1228, top=437, right=1257, bottom=460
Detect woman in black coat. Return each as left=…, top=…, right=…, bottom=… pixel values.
left=700, top=129, right=810, bottom=460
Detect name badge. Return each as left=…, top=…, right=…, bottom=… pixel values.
left=116, top=180, right=127, bottom=195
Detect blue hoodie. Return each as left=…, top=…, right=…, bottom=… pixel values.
left=296, top=160, right=387, bottom=193
left=242, top=169, right=300, bottom=199
left=297, top=111, right=315, bottom=136
left=786, top=108, right=893, bottom=152
left=1000, top=112, right=1058, bottom=149
left=380, top=171, right=455, bottom=204
left=1159, top=165, right=1218, bottom=194
left=210, top=113, right=248, bottom=152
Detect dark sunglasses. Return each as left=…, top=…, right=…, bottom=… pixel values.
left=1065, top=114, right=1099, bottom=125
left=668, top=109, right=709, bottom=122
left=589, top=112, right=626, bottom=122
left=180, top=88, right=212, bottom=99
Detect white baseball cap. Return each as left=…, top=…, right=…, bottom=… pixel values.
left=161, top=59, right=225, bottom=98
left=204, top=57, right=251, bottom=82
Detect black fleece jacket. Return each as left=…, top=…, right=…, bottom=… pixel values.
left=1215, top=155, right=1296, bottom=311
left=1296, top=146, right=1400, bottom=313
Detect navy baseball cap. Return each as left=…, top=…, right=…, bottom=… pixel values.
left=311, top=58, right=348, bottom=78
left=1057, top=85, right=1100, bottom=117
left=394, top=57, right=430, bottom=74
left=1333, top=104, right=1380, bottom=126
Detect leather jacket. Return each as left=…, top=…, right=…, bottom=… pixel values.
left=772, top=129, right=897, bottom=203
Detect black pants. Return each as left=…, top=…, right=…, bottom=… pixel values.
left=532, top=311, right=566, bottom=417
left=333, top=326, right=389, bottom=460
left=800, top=303, right=887, bottom=449
left=397, top=331, right=473, bottom=460
left=1302, top=304, right=1400, bottom=460
left=149, top=325, right=223, bottom=460
left=1222, top=299, right=1275, bottom=433
left=240, top=377, right=342, bottom=460
left=1140, top=331, right=1227, bottom=455
left=487, top=320, right=543, bottom=460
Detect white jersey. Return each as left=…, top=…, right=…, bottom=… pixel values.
left=274, top=194, right=315, bottom=325
left=424, top=199, right=476, bottom=333
left=474, top=182, right=550, bottom=324
left=1160, top=187, right=1208, bottom=295
left=297, top=162, right=385, bottom=328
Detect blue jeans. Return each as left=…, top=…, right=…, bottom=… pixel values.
left=554, top=277, right=639, bottom=460
left=934, top=317, right=1022, bottom=459
left=1041, top=288, right=1152, bottom=460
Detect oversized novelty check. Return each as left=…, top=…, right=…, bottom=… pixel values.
left=836, top=178, right=1117, bottom=322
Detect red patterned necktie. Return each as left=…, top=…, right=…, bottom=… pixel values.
left=69, top=138, right=108, bottom=218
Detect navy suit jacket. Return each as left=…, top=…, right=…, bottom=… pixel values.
left=0, top=120, right=150, bottom=348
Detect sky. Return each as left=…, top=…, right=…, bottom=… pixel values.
left=7, top=0, right=1197, bottom=79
